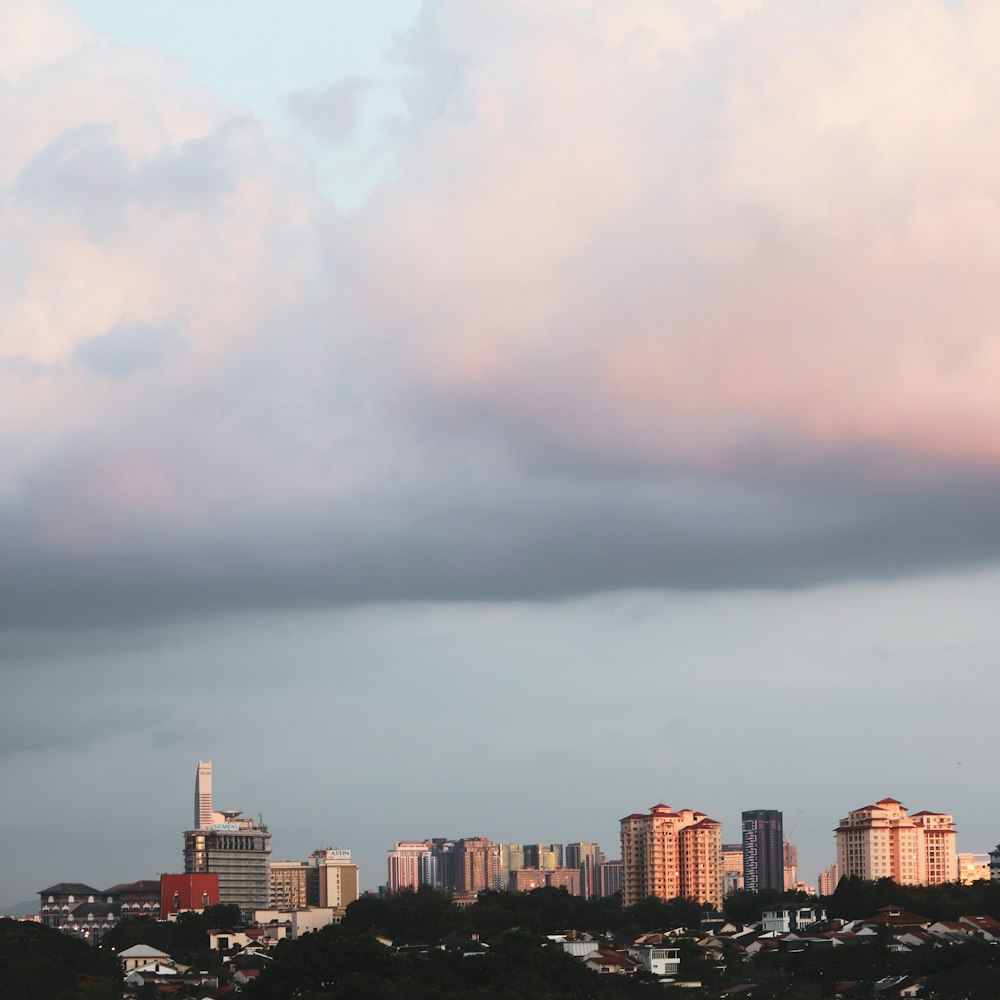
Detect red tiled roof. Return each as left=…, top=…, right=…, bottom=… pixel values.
left=876, top=797, right=903, bottom=805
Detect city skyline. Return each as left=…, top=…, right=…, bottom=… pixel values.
left=5, top=0, right=1000, bottom=911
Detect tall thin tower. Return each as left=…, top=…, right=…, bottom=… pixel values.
left=742, top=809, right=784, bottom=892
left=195, top=761, right=213, bottom=830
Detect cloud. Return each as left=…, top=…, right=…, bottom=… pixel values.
left=286, top=76, right=372, bottom=145
left=73, top=321, right=181, bottom=377
left=3, top=0, right=1000, bottom=628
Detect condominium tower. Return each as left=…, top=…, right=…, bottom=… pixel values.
left=835, top=797, right=957, bottom=885
left=742, top=810, right=784, bottom=893
left=620, top=804, right=723, bottom=909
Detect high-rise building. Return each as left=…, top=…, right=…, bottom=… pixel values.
left=183, top=814, right=271, bottom=919
left=526, top=844, right=564, bottom=869
left=742, top=810, right=784, bottom=893
left=195, top=761, right=214, bottom=830
left=309, top=848, right=360, bottom=908
left=817, top=862, right=840, bottom=896
left=600, top=860, right=623, bottom=897
left=722, top=843, right=744, bottom=896
left=783, top=842, right=799, bottom=891
left=427, top=839, right=456, bottom=892
left=453, top=838, right=497, bottom=894
left=835, top=798, right=957, bottom=886
left=989, top=845, right=1000, bottom=882
left=270, top=861, right=311, bottom=908
left=566, top=842, right=602, bottom=899
left=183, top=763, right=270, bottom=918
left=387, top=842, right=432, bottom=894
left=620, top=804, right=723, bottom=909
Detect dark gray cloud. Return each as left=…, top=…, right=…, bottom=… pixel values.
left=2, top=433, right=1000, bottom=631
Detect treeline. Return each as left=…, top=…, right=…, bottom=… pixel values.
left=0, top=919, right=120, bottom=1000
left=100, top=902, right=242, bottom=966
left=341, top=887, right=705, bottom=943
left=724, top=876, right=1000, bottom=925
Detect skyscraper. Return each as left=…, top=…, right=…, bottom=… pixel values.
left=183, top=815, right=271, bottom=918
left=195, top=761, right=214, bottom=830
left=620, top=804, right=723, bottom=909
left=742, top=810, right=784, bottom=893
left=565, top=842, right=602, bottom=899
left=183, top=762, right=271, bottom=918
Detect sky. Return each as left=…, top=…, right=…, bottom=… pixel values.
left=2, top=0, right=1000, bottom=908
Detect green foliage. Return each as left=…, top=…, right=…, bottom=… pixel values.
left=246, top=922, right=665, bottom=1000
left=723, top=888, right=814, bottom=925
left=0, top=918, right=119, bottom=1000
left=825, top=874, right=1000, bottom=922
left=100, top=904, right=240, bottom=968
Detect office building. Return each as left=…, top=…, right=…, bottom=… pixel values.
left=566, top=842, right=602, bottom=899
left=835, top=797, right=957, bottom=886
left=309, top=848, right=360, bottom=908
left=523, top=844, right=563, bottom=870
left=427, top=839, right=456, bottom=892
left=270, top=861, right=311, bottom=908
left=183, top=815, right=271, bottom=919
left=600, top=860, right=623, bottom=897
left=742, top=810, right=784, bottom=893
left=620, top=804, right=723, bottom=909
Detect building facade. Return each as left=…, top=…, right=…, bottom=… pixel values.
left=309, top=848, right=360, bottom=908
left=183, top=816, right=271, bottom=918
left=989, top=845, right=1000, bottom=882
left=600, top=860, right=623, bottom=897
left=160, top=873, right=220, bottom=918
left=835, top=798, right=957, bottom=886
left=195, top=761, right=214, bottom=830
left=566, top=842, right=602, bottom=899
left=387, top=841, right=432, bottom=894
left=722, top=843, right=744, bottom=896
left=620, top=804, right=723, bottom=909
left=453, top=838, right=497, bottom=894
left=957, top=853, right=990, bottom=885
left=817, top=862, right=840, bottom=896
left=270, top=861, right=311, bottom=908
left=742, top=810, right=784, bottom=893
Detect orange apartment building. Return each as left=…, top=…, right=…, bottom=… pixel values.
left=835, top=797, right=957, bottom=886
left=620, top=804, right=723, bottom=909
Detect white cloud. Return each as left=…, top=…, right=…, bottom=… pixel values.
left=3, top=0, right=1000, bottom=626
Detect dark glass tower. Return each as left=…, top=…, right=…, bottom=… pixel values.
left=742, top=809, right=784, bottom=892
